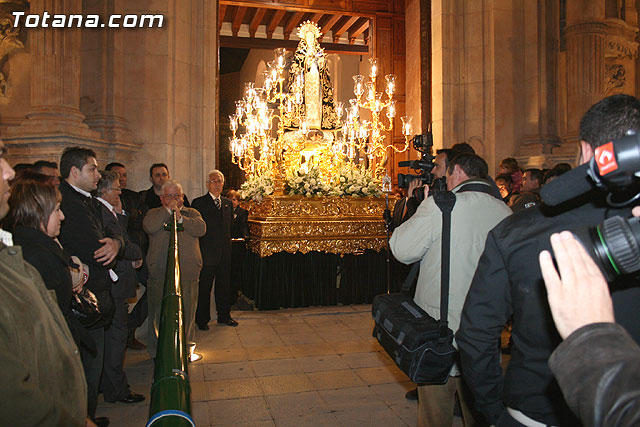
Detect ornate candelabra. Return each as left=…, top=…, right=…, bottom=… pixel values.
left=229, top=21, right=413, bottom=195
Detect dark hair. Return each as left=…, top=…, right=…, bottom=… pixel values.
left=524, top=168, right=544, bottom=184
left=436, top=148, right=456, bottom=170
left=33, top=160, right=58, bottom=172
left=447, top=153, right=488, bottom=179
left=105, top=162, right=125, bottom=171
left=149, top=163, right=169, bottom=177
left=580, top=94, right=640, bottom=149
left=499, top=157, right=519, bottom=172
left=450, top=142, right=475, bottom=154
left=7, top=178, right=61, bottom=231
left=543, top=166, right=570, bottom=184
left=60, top=147, right=97, bottom=179
left=553, top=163, right=572, bottom=173
left=96, top=170, right=119, bottom=197
left=495, top=173, right=513, bottom=186
left=12, top=163, right=33, bottom=175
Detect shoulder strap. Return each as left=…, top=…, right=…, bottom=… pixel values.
left=456, top=182, right=494, bottom=196
left=432, top=190, right=456, bottom=336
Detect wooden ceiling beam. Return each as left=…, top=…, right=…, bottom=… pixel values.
left=266, top=9, right=286, bottom=39
left=348, top=17, right=369, bottom=44
left=231, top=6, right=247, bottom=37
left=218, top=4, right=227, bottom=30
left=320, top=14, right=341, bottom=37
left=249, top=8, right=267, bottom=38
left=220, top=35, right=369, bottom=55
left=283, top=11, right=305, bottom=40
left=332, top=16, right=358, bottom=43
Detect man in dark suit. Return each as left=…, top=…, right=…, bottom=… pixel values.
left=95, top=171, right=145, bottom=404
left=105, top=162, right=148, bottom=350
left=193, top=169, right=237, bottom=329
left=58, top=146, right=123, bottom=424
left=139, top=163, right=190, bottom=211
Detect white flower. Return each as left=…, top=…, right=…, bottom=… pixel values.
left=340, top=176, right=346, bottom=183
left=362, top=187, right=369, bottom=194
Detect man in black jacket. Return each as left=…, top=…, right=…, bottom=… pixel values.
left=58, top=146, right=123, bottom=424
left=193, top=169, right=237, bottom=329
left=139, top=163, right=190, bottom=211
left=456, top=94, right=640, bottom=426
left=95, top=171, right=145, bottom=404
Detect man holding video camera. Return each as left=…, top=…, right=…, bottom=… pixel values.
left=456, top=94, right=640, bottom=426
left=390, top=153, right=511, bottom=426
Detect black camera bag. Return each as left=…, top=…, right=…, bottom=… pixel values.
left=372, top=190, right=457, bottom=384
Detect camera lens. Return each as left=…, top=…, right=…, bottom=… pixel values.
left=573, top=216, right=640, bottom=281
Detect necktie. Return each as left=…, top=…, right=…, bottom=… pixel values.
left=214, top=197, right=221, bottom=209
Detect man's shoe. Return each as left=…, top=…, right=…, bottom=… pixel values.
left=217, top=317, right=239, bottom=327
left=405, top=388, right=418, bottom=401
left=197, top=323, right=209, bottom=331
left=110, top=391, right=145, bottom=404
left=93, top=417, right=110, bottom=427
left=127, top=336, right=146, bottom=350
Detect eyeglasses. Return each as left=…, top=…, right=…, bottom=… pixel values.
left=162, top=193, right=183, bottom=200
left=208, top=179, right=223, bottom=184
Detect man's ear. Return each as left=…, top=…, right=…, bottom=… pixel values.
left=70, top=165, right=79, bottom=179
left=579, top=140, right=593, bottom=165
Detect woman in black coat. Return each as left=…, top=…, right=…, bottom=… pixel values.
left=7, top=175, right=95, bottom=355
left=228, top=190, right=248, bottom=301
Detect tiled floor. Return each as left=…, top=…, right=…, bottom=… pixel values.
left=96, top=305, right=465, bottom=426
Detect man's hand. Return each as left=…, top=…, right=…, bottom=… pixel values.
left=94, top=237, right=120, bottom=266
left=539, top=231, right=615, bottom=339
left=407, top=178, right=420, bottom=199
left=132, top=259, right=143, bottom=269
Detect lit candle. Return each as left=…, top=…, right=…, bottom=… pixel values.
left=353, top=75, right=364, bottom=97
left=385, top=74, right=396, bottom=96
left=369, top=58, right=379, bottom=78
left=401, top=116, right=413, bottom=136
left=386, top=99, right=396, bottom=119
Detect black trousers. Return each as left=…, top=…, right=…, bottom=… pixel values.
left=80, top=327, right=104, bottom=418
left=196, top=263, right=231, bottom=326
left=127, top=290, right=148, bottom=332
left=101, top=298, right=130, bottom=402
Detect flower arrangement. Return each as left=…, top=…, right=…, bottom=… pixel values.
left=285, top=165, right=332, bottom=197
left=329, top=163, right=382, bottom=197
left=240, top=173, right=274, bottom=202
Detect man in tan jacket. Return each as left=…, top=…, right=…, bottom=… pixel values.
left=143, top=179, right=206, bottom=358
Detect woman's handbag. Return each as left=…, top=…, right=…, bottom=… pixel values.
left=70, top=287, right=103, bottom=328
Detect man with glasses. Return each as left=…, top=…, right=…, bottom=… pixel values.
left=95, top=171, right=145, bottom=404
left=143, top=180, right=205, bottom=357
left=193, top=170, right=237, bottom=329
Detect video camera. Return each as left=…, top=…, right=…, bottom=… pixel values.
left=397, top=130, right=438, bottom=205
left=541, top=131, right=640, bottom=280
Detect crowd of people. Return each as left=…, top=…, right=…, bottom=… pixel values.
left=390, top=94, right=640, bottom=426
left=0, top=151, right=248, bottom=427
left=1, top=94, right=639, bottom=427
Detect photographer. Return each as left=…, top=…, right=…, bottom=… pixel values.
left=539, top=227, right=640, bottom=427
left=390, top=153, right=511, bottom=426
left=456, top=94, right=640, bottom=426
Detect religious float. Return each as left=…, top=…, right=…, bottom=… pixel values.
left=229, top=22, right=413, bottom=309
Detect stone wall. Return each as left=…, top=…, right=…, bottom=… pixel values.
left=1, top=0, right=217, bottom=197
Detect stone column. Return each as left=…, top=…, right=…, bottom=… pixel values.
left=4, top=0, right=102, bottom=158
left=564, top=2, right=607, bottom=142
left=80, top=0, right=135, bottom=146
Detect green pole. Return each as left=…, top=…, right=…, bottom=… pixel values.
left=147, top=212, right=193, bottom=427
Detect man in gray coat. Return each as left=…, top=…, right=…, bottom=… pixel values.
left=143, top=180, right=206, bottom=357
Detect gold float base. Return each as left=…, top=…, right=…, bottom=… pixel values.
left=246, top=195, right=394, bottom=257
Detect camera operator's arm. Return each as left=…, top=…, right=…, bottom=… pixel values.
left=541, top=231, right=640, bottom=427
left=389, top=195, right=438, bottom=264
